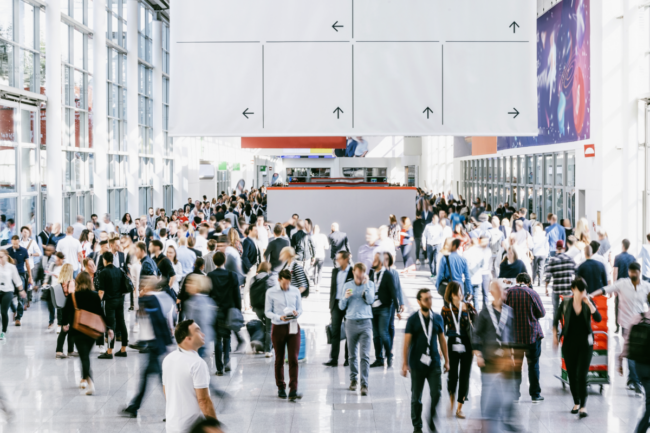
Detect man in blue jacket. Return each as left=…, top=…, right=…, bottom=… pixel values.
left=436, top=239, right=472, bottom=304
left=545, top=214, right=566, bottom=257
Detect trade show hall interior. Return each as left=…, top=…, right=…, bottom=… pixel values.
left=0, top=0, right=649, bottom=432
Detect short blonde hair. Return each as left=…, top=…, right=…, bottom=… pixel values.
left=58, top=264, right=74, bottom=285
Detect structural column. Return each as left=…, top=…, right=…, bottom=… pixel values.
left=152, top=20, right=164, bottom=209
left=45, top=0, right=62, bottom=224
left=126, top=0, right=140, bottom=215
left=93, top=0, right=108, bottom=216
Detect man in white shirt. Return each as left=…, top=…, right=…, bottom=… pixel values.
left=162, top=320, right=216, bottom=433
left=195, top=227, right=209, bottom=256
left=422, top=215, right=443, bottom=278
left=55, top=226, right=83, bottom=277
left=487, top=216, right=506, bottom=278
left=72, top=215, right=85, bottom=239
left=99, top=213, right=117, bottom=235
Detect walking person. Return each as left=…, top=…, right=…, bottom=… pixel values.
left=472, top=280, right=516, bottom=433
left=55, top=264, right=77, bottom=358
left=402, top=288, right=449, bottom=433
left=590, top=262, right=650, bottom=394
left=265, top=269, right=303, bottom=401
left=422, top=215, right=443, bottom=278
left=576, top=245, right=608, bottom=294
left=531, top=224, right=549, bottom=286
left=242, top=225, right=261, bottom=310
left=618, top=291, right=650, bottom=433
left=324, top=251, right=353, bottom=367
left=61, top=272, right=107, bottom=395
left=328, top=223, right=350, bottom=266
left=505, top=273, right=546, bottom=403
left=96, top=252, right=129, bottom=359
left=162, top=320, right=216, bottom=433
left=369, top=252, right=400, bottom=368
left=399, top=217, right=416, bottom=273
left=413, top=212, right=426, bottom=266
left=6, top=235, right=32, bottom=326
left=552, top=278, right=601, bottom=417
left=544, top=240, right=576, bottom=317
left=250, top=262, right=274, bottom=357
left=121, top=277, right=174, bottom=418
left=613, top=239, right=637, bottom=334
left=441, top=282, right=476, bottom=419
left=340, top=263, right=375, bottom=396
left=310, top=225, right=329, bottom=291
left=0, top=249, right=24, bottom=340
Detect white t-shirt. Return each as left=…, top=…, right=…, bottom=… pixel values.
left=56, top=235, right=83, bottom=272
left=162, top=348, right=211, bottom=433
left=0, top=262, right=22, bottom=293
left=20, top=238, right=40, bottom=269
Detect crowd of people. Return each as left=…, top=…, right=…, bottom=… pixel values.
left=1, top=186, right=650, bottom=433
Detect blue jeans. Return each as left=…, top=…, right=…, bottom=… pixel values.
left=346, top=319, right=372, bottom=386
left=426, top=245, right=439, bottom=276
left=214, top=326, right=231, bottom=372
left=127, top=343, right=162, bottom=412
left=636, top=362, right=650, bottom=433
left=623, top=328, right=640, bottom=385
left=372, top=306, right=391, bottom=362
left=512, top=340, right=542, bottom=399
left=410, top=367, right=442, bottom=430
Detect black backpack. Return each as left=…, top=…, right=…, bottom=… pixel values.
left=250, top=274, right=271, bottom=310
left=628, top=315, right=650, bottom=364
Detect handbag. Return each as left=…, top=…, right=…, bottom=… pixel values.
left=71, top=292, right=106, bottom=339
left=325, top=322, right=346, bottom=344
left=226, top=307, right=244, bottom=331
left=119, top=269, right=135, bottom=295
left=437, top=256, right=453, bottom=299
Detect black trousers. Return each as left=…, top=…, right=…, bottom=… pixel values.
left=127, top=343, right=162, bottom=412
left=56, top=327, right=75, bottom=353
left=329, top=304, right=348, bottom=363
left=105, top=298, right=128, bottom=348
left=563, top=344, right=593, bottom=408
left=75, top=335, right=95, bottom=380
left=448, top=337, right=473, bottom=403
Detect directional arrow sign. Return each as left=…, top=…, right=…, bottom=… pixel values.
left=509, top=21, right=520, bottom=33
left=508, top=108, right=520, bottom=119
left=423, top=107, right=433, bottom=119
left=333, top=107, right=344, bottom=119
left=332, top=21, right=344, bottom=32
left=243, top=108, right=254, bottom=119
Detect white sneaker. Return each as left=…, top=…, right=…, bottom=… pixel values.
left=85, top=381, right=95, bottom=396
left=265, top=352, right=273, bottom=358
left=416, top=260, right=421, bottom=265
left=56, top=326, right=61, bottom=334
left=79, top=380, right=87, bottom=389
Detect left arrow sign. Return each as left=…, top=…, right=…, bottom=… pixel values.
left=332, top=21, right=344, bottom=32
left=243, top=108, right=254, bottom=119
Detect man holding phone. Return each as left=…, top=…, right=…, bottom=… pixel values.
left=265, top=269, right=303, bottom=401
left=339, top=263, right=375, bottom=396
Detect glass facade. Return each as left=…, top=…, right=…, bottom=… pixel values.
left=162, top=22, right=172, bottom=212
left=461, top=151, right=576, bottom=226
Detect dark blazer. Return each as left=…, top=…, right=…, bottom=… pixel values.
left=264, top=237, right=291, bottom=272
left=207, top=268, right=242, bottom=312
left=242, top=237, right=260, bottom=274
left=553, top=297, right=602, bottom=341
left=576, top=259, right=608, bottom=294
left=328, top=231, right=350, bottom=260
left=96, top=251, right=126, bottom=273
left=291, top=231, right=314, bottom=261
left=329, top=266, right=354, bottom=311
left=369, top=268, right=399, bottom=309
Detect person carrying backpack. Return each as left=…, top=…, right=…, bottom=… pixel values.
left=619, top=290, right=650, bottom=433
left=250, top=262, right=275, bottom=356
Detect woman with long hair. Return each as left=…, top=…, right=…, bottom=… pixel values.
left=120, top=213, right=135, bottom=235
left=399, top=216, right=416, bottom=273
left=79, top=229, right=95, bottom=258
left=0, top=250, right=23, bottom=340
left=62, top=271, right=108, bottom=395
left=553, top=278, right=601, bottom=418
left=388, top=215, right=401, bottom=248
left=228, top=228, right=243, bottom=255
left=55, top=264, right=76, bottom=358
left=166, top=245, right=183, bottom=296
left=442, top=281, right=476, bottom=419
left=452, top=224, right=471, bottom=253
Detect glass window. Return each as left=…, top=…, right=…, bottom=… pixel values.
left=20, top=1, right=35, bottom=49
left=0, top=41, right=14, bottom=87
left=555, top=189, right=564, bottom=220
left=21, top=195, right=36, bottom=229
left=61, top=23, right=69, bottom=63
left=0, top=0, right=13, bottom=41
left=21, top=110, right=34, bottom=143
left=567, top=188, right=575, bottom=226
left=535, top=188, right=543, bottom=221
left=20, top=147, right=37, bottom=192
left=544, top=155, right=553, bottom=185
left=567, top=152, right=575, bottom=187
left=0, top=198, right=17, bottom=224
left=505, top=157, right=510, bottom=183
left=526, top=156, right=533, bottom=185
left=527, top=187, right=533, bottom=215
left=555, top=153, right=564, bottom=186
left=0, top=146, right=16, bottom=192
left=544, top=188, right=553, bottom=217
left=0, top=105, right=16, bottom=141
left=535, top=155, right=542, bottom=185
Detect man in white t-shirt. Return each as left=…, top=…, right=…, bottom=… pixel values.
left=162, top=320, right=216, bottom=433
left=55, top=226, right=83, bottom=276
left=99, top=213, right=117, bottom=235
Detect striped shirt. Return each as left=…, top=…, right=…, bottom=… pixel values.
left=284, top=261, right=309, bottom=292
left=545, top=253, right=576, bottom=296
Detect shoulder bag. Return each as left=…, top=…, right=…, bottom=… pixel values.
left=71, top=292, right=106, bottom=339
left=437, top=255, right=453, bottom=299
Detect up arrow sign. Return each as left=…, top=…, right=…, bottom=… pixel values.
left=509, top=21, right=520, bottom=33
left=333, top=107, right=344, bottom=119
left=423, top=107, right=433, bottom=119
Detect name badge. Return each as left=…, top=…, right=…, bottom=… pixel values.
left=452, top=344, right=466, bottom=353
left=420, top=354, right=432, bottom=366
left=372, top=300, right=383, bottom=308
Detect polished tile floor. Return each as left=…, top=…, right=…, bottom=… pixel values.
left=0, top=264, right=645, bottom=433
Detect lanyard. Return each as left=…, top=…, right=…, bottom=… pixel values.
left=487, top=303, right=508, bottom=344
left=450, top=302, right=463, bottom=336
left=418, top=311, right=434, bottom=355
left=374, top=269, right=384, bottom=287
